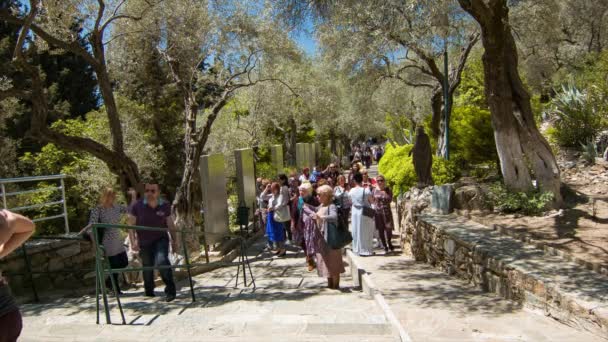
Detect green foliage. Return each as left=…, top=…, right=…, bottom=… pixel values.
left=18, top=96, right=164, bottom=235
left=488, top=183, right=554, bottom=216
left=255, top=162, right=276, bottom=180
left=581, top=140, right=597, bottom=165
left=450, top=106, right=496, bottom=165
left=378, top=144, right=460, bottom=195
left=545, top=84, right=607, bottom=148
left=454, top=52, right=487, bottom=109
left=384, top=113, right=414, bottom=145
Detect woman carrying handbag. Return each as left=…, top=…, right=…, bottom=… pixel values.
left=311, top=185, right=346, bottom=289
left=349, top=173, right=376, bottom=256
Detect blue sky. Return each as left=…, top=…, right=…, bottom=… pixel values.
left=291, top=17, right=318, bottom=56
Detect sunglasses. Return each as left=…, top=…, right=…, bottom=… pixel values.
left=145, top=189, right=157, bottom=193
left=377, top=179, right=385, bottom=182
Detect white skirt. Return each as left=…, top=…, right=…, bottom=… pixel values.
left=351, top=207, right=375, bottom=256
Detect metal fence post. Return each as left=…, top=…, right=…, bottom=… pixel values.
left=93, top=225, right=111, bottom=324
left=21, top=245, right=39, bottom=302
left=60, top=178, right=70, bottom=234
left=1, top=184, right=7, bottom=209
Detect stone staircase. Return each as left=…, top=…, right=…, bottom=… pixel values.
left=19, top=240, right=399, bottom=342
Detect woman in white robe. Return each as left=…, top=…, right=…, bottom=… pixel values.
left=349, top=172, right=375, bottom=256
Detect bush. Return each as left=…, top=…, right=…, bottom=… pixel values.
left=488, top=182, right=554, bottom=216
left=581, top=140, right=597, bottom=165
left=545, top=84, right=606, bottom=148
left=450, top=106, right=497, bottom=165
left=378, top=144, right=460, bottom=195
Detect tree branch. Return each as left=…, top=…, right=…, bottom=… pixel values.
left=0, top=10, right=100, bottom=68
left=449, top=32, right=480, bottom=94
left=0, top=88, right=30, bottom=101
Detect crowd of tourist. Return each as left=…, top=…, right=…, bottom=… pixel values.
left=0, top=144, right=392, bottom=342
left=255, top=143, right=394, bottom=289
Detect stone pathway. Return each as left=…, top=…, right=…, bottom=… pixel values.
left=348, top=165, right=606, bottom=341
left=19, top=240, right=398, bottom=342
left=350, top=249, right=604, bottom=341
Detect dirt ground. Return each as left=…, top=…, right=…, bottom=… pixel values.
left=469, top=158, right=608, bottom=268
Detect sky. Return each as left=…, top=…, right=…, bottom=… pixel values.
left=291, top=16, right=318, bottom=56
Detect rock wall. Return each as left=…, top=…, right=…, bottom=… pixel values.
left=397, top=186, right=433, bottom=260
left=0, top=239, right=96, bottom=299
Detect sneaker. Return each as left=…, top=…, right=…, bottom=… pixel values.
left=165, top=294, right=176, bottom=302
left=145, top=292, right=156, bottom=297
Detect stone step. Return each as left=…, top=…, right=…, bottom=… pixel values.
left=411, top=214, right=608, bottom=337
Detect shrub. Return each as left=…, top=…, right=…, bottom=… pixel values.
left=581, top=140, right=597, bottom=165
left=450, top=106, right=497, bottom=165
left=378, top=144, right=460, bottom=195
left=488, top=182, right=554, bottom=216
left=545, top=84, right=606, bottom=148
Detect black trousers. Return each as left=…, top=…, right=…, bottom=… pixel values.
left=106, top=251, right=128, bottom=291
left=0, top=308, right=22, bottom=342
left=140, top=237, right=176, bottom=296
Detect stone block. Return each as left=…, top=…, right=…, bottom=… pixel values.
left=431, top=184, right=455, bottom=214
left=48, top=258, right=65, bottom=272
left=55, top=243, right=81, bottom=258
left=443, top=239, right=456, bottom=256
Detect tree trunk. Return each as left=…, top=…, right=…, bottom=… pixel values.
left=457, top=0, right=562, bottom=207
left=431, top=89, right=454, bottom=158
left=172, top=91, right=229, bottom=254
left=329, top=128, right=337, bottom=155
left=172, top=97, right=202, bottom=253
left=284, top=117, right=297, bottom=166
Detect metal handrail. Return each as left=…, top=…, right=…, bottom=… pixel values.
left=0, top=174, right=70, bottom=235
left=3, top=186, right=62, bottom=197
left=91, top=223, right=198, bottom=325
left=0, top=174, right=66, bottom=184
left=10, top=200, right=64, bottom=212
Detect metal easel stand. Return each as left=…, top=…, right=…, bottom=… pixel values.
left=235, top=205, right=255, bottom=288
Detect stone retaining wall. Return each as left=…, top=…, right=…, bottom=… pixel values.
left=1, top=239, right=96, bottom=299
left=402, top=217, right=521, bottom=299
left=398, top=195, right=608, bottom=336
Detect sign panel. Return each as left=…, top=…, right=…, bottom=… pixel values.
left=296, top=143, right=307, bottom=170
left=271, top=145, right=284, bottom=176
left=307, top=143, right=315, bottom=168
left=199, top=154, right=229, bottom=244
left=235, top=148, right=256, bottom=219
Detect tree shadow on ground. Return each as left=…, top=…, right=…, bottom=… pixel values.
left=369, top=258, right=521, bottom=318
left=19, top=242, right=351, bottom=322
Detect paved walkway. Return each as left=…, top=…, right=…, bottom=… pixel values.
left=350, top=250, right=603, bottom=341
left=19, top=240, right=397, bottom=342
left=351, top=162, right=605, bottom=341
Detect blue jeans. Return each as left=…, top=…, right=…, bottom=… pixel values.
left=139, top=237, right=176, bottom=296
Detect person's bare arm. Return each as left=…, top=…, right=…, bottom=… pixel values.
left=167, top=216, right=178, bottom=252
left=127, top=214, right=139, bottom=252
left=0, top=210, right=35, bottom=259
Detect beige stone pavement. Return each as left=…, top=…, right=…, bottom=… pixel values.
left=18, top=240, right=398, bottom=342
left=352, top=165, right=606, bottom=341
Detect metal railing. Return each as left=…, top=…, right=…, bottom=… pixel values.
left=0, top=174, right=70, bottom=234
left=92, top=223, right=255, bottom=325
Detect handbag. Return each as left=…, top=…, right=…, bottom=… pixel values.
left=274, top=205, right=290, bottom=222
left=273, top=189, right=291, bottom=222
left=325, top=208, right=353, bottom=249
left=359, top=188, right=376, bottom=218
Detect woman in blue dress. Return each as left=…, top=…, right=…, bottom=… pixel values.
left=262, top=182, right=287, bottom=257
